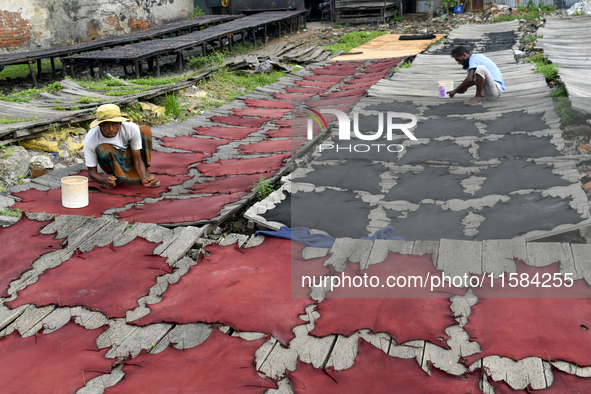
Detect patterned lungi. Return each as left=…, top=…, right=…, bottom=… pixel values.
left=96, top=125, right=152, bottom=181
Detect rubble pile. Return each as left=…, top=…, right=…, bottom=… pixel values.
left=568, top=0, right=591, bottom=15
left=481, top=4, right=517, bottom=20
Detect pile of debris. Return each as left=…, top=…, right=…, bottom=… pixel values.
left=481, top=4, right=517, bottom=20
left=224, top=43, right=343, bottom=72
left=568, top=0, right=591, bottom=15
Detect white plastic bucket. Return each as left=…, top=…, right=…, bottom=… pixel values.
left=61, top=176, right=89, bottom=208
left=438, top=81, right=454, bottom=98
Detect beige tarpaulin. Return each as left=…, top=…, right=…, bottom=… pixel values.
left=331, top=34, right=447, bottom=61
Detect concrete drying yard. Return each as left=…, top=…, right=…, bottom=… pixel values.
left=2, top=11, right=591, bottom=394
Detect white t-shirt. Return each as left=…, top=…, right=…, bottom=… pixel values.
left=83, top=122, right=142, bottom=167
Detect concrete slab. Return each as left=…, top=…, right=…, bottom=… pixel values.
left=257, top=338, right=299, bottom=379
left=324, top=238, right=373, bottom=272
left=104, top=323, right=172, bottom=358
left=325, top=333, right=359, bottom=371
left=570, top=244, right=591, bottom=284
left=154, top=226, right=204, bottom=264
left=13, top=304, right=56, bottom=337
left=482, top=239, right=526, bottom=276
left=151, top=323, right=212, bottom=353
left=39, top=215, right=90, bottom=239
left=358, top=330, right=392, bottom=354
left=23, top=307, right=72, bottom=336
left=77, top=367, right=125, bottom=394
left=436, top=239, right=482, bottom=279
left=478, top=356, right=548, bottom=390
left=526, top=242, right=577, bottom=276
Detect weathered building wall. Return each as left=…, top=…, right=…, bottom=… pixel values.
left=0, top=0, right=194, bottom=54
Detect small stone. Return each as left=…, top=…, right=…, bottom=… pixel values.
left=74, top=158, right=84, bottom=165
left=29, top=155, right=54, bottom=169
left=53, top=163, right=67, bottom=170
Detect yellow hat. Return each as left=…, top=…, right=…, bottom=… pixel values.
left=90, top=104, right=130, bottom=128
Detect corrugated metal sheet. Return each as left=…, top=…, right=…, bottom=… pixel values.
left=483, top=0, right=575, bottom=8
left=558, top=0, right=580, bottom=8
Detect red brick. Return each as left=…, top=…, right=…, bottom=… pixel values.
left=0, top=10, right=32, bottom=48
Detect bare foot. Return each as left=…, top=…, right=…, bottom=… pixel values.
left=465, top=97, right=482, bottom=106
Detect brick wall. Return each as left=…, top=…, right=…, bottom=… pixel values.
left=0, top=10, right=33, bottom=50
left=104, top=13, right=124, bottom=31
left=127, top=17, right=152, bottom=30
left=0, top=0, right=193, bottom=53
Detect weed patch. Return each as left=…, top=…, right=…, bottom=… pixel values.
left=549, top=86, right=568, bottom=98
left=492, top=2, right=553, bottom=22
left=187, top=42, right=261, bottom=71
left=0, top=88, right=44, bottom=103
left=324, top=31, right=388, bottom=53
left=553, top=97, right=578, bottom=127
left=522, top=35, right=542, bottom=43
left=395, top=62, right=412, bottom=71
left=194, top=68, right=286, bottom=111
left=0, top=116, right=38, bottom=124
left=164, top=93, right=183, bottom=118
left=129, top=75, right=189, bottom=86
left=526, top=53, right=559, bottom=81
left=0, top=60, right=63, bottom=80
left=252, top=176, right=274, bottom=200
left=77, top=96, right=103, bottom=103
left=104, top=88, right=150, bottom=96
left=190, top=6, right=205, bottom=18
left=0, top=208, right=21, bottom=218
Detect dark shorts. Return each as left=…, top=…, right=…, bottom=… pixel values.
left=96, top=125, right=152, bottom=181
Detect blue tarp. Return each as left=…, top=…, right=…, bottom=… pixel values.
left=255, top=226, right=404, bottom=248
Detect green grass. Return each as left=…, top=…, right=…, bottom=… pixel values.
left=428, top=38, right=447, bottom=49
left=128, top=74, right=189, bottom=86
left=526, top=52, right=559, bottom=81
left=390, top=15, right=404, bottom=23
left=46, top=82, right=64, bottom=92
left=526, top=53, right=544, bottom=63
left=522, top=35, right=542, bottom=43
left=0, top=60, right=63, bottom=80
left=553, top=97, right=578, bottom=127
left=493, top=13, right=539, bottom=22
left=0, top=116, right=38, bottom=124
left=187, top=52, right=226, bottom=70
left=324, top=31, right=389, bottom=53
left=0, top=208, right=21, bottom=218
left=333, top=23, right=349, bottom=28
left=536, top=63, right=558, bottom=80
left=549, top=86, right=568, bottom=98
left=194, top=68, right=287, bottom=111
left=74, top=77, right=129, bottom=90
left=104, top=87, right=150, bottom=96
left=252, top=176, right=274, bottom=200
left=516, top=3, right=554, bottom=13
left=164, top=93, right=183, bottom=118
left=189, top=6, right=205, bottom=18
left=0, top=88, right=45, bottom=103
left=492, top=3, right=554, bottom=23
left=76, top=96, right=103, bottom=103
left=395, top=62, right=412, bottom=71
left=187, top=41, right=262, bottom=71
